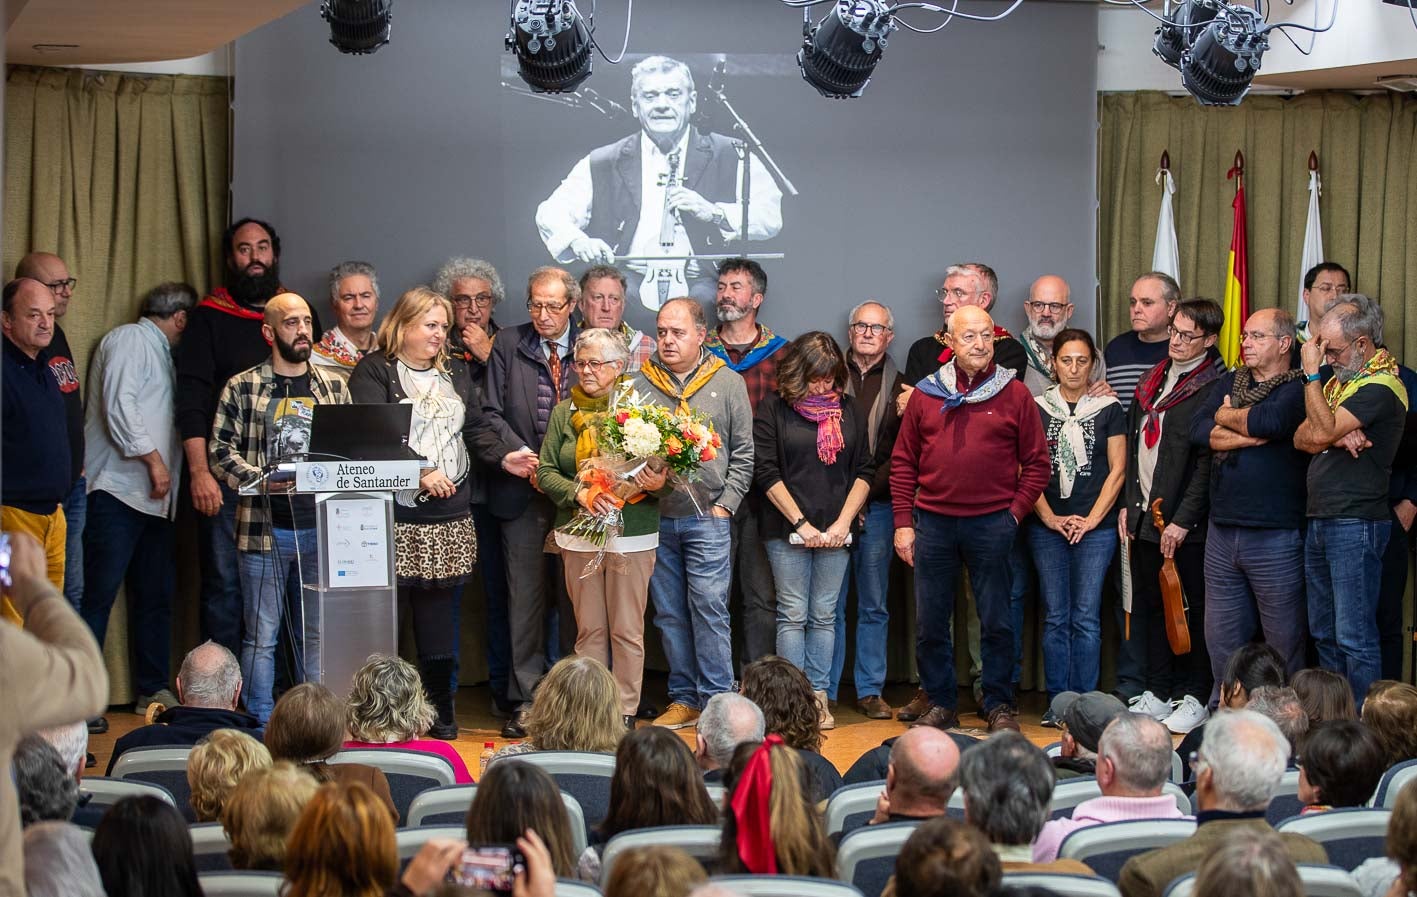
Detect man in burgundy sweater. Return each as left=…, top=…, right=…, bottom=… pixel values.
left=891, top=305, right=1050, bottom=733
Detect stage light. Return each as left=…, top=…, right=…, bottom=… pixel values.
left=320, top=0, right=392, bottom=55
left=1152, top=0, right=1218, bottom=70
left=506, top=0, right=594, bottom=94
left=1180, top=5, right=1268, bottom=105
left=798, top=0, right=898, bottom=99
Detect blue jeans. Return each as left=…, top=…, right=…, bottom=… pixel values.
left=1027, top=522, right=1116, bottom=698
left=913, top=508, right=1017, bottom=713
left=765, top=538, right=849, bottom=693
left=199, top=482, right=244, bottom=654
left=80, top=490, right=175, bottom=696
left=1008, top=532, right=1030, bottom=687
left=471, top=503, right=511, bottom=702
left=1306, top=517, right=1389, bottom=707
left=1204, top=523, right=1307, bottom=704
left=650, top=514, right=734, bottom=709
left=238, top=526, right=320, bottom=723
left=61, top=475, right=86, bottom=610
left=829, top=500, right=893, bottom=701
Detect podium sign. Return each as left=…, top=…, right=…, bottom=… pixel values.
left=295, top=460, right=421, bottom=493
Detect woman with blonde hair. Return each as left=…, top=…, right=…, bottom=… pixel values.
left=220, top=761, right=318, bottom=870
left=343, top=654, right=473, bottom=782
left=1362, top=680, right=1417, bottom=770
left=717, top=737, right=835, bottom=878
left=492, top=655, right=624, bottom=762
left=283, top=781, right=398, bottom=897
left=350, top=285, right=500, bottom=740
left=602, top=845, right=707, bottom=897
left=186, top=728, right=271, bottom=822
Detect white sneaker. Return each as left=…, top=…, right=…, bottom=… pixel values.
left=1128, top=691, right=1173, bottom=721
left=1163, top=695, right=1210, bottom=734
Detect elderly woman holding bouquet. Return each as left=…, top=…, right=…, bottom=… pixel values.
left=537, top=327, right=669, bottom=729
left=754, top=331, right=875, bottom=729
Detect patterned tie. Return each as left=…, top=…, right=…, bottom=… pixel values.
left=546, top=340, right=563, bottom=400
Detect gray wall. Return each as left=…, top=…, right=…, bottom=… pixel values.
left=234, top=0, right=1098, bottom=345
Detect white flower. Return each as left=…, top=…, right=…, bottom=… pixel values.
left=621, top=417, right=663, bottom=457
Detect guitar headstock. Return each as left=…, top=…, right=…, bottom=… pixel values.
left=1150, top=498, right=1165, bottom=533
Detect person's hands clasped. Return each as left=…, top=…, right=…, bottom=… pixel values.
left=818, top=521, right=851, bottom=549
left=420, top=469, right=457, bottom=500
left=795, top=522, right=825, bottom=548
left=633, top=464, right=668, bottom=493
left=578, top=487, right=620, bottom=517
left=501, top=449, right=539, bottom=479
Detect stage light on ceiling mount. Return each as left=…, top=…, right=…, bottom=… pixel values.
left=506, top=0, right=594, bottom=94
left=1152, top=0, right=1218, bottom=69
left=320, top=0, right=392, bottom=55
left=798, top=0, right=899, bottom=98
left=1180, top=5, right=1268, bottom=106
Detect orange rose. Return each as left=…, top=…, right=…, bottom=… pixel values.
left=699, top=445, right=717, bottom=462
left=665, top=435, right=683, bottom=456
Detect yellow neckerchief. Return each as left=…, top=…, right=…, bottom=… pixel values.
left=1323, top=348, right=1408, bottom=412
left=569, top=383, right=614, bottom=465
left=640, top=352, right=726, bottom=415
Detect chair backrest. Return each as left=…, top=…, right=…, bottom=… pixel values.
left=705, top=782, right=726, bottom=807
left=1374, top=759, right=1417, bottom=809
left=1264, top=769, right=1305, bottom=826
left=1276, top=808, right=1391, bottom=871
left=1057, top=819, right=1198, bottom=882
left=411, top=784, right=589, bottom=857
left=713, top=875, right=864, bottom=897
left=111, top=747, right=196, bottom=821
left=396, top=825, right=468, bottom=860
left=190, top=821, right=234, bottom=873
left=1047, top=777, right=1191, bottom=820
left=1044, top=741, right=1063, bottom=757
left=1170, top=751, right=1183, bottom=785
left=197, top=871, right=284, bottom=897
left=504, top=752, right=616, bottom=831
left=1163, top=865, right=1361, bottom=897
left=1002, top=872, right=1122, bottom=897
left=329, top=749, right=458, bottom=825
left=836, top=820, right=921, bottom=897
left=80, top=776, right=176, bottom=810
left=826, top=781, right=885, bottom=838
left=554, top=879, right=603, bottom=897
left=600, top=825, right=721, bottom=883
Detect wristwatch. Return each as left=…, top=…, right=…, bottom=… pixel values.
left=1305, top=372, right=1322, bottom=383
left=791, top=515, right=808, bottom=531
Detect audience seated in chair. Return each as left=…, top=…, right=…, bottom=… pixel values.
left=220, top=761, right=318, bottom=871
left=187, top=728, right=271, bottom=823
left=91, top=795, right=203, bottom=897
left=602, top=845, right=708, bottom=897
left=958, top=730, right=1093, bottom=875
left=466, top=758, right=579, bottom=879
left=1353, top=778, right=1417, bottom=897
left=881, top=817, right=1002, bottom=897
left=696, top=692, right=765, bottom=784
left=865, top=727, right=960, bottom=829
left=1035, top=713, right=1191, bottom=863
left=1048, top=691, right=1129, bottom=781
left=284, top=781, right=399, bottom=897
left=32, top=721, right=100, bottom=827
left=1192, top=830, right=1303, bottom=897
left=265, top=682, right=397, bottom=823
left=718, top=736, right=836, bottom=878
left=841, top=730, right=980, bottom=787
left=1361, top=681, right=1417, bottom=771
left=1247, top=686, right=1310, bottom=762
left=107, top=640, right=262, bottom=773
left=1291, top=668, right=1357, bottom=726
left=13, top=735, right=79, bottom=827
left=1175, top=642, right=1286, bottom=781
left=581, top=726, right=719, bottom=881
left=739, top=656, right=845, bottom=802
left=491, top=655, right=625, bottom=764
left=344, top=654, right=474, bottom=783
left=22, top=821, right=105, bottom=897
left=1117, top=710, right=1327, bottom=897
left=1298, top=720, right=1386, bottom=814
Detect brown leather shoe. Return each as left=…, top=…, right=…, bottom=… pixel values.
left=857, top=695, right=893, bottom=720
left=987, top=705, right=1022, bottom=733
left=911, top=705, right=960, bottom=731
left=896, top=688, right=930, bottom=722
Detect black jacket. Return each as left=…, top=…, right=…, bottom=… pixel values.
left=1122, top=359, right=1221, bottom=543
left=106, top=705, right=263, bottom=774
left=903, top=332, right=1028, bottom=385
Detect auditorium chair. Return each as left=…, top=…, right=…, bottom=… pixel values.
left=1049, top=777, right=1191, bottom=820
left=1277, top=808, right=1391, bottom=871
left=599, top=825, right=721, bottom=882
left=197, top=871, right=283, bottom=897
left=189, top=821, right=235, bottom=872
left=1162, top=864, right=1361, bottom=897
left=712, top=874, right=864, bottom=897
left=1262, top=769, right=1305, bottom=826
left=554, top=880, right=603, bottom=897
left=836, top=820, right=922, bottom=897
left=329, top=748, right=457, bottom=824
left=110, top=746, right=195, bottom=820
left=1056, top=819, right=1198, bottom=882
left=1002, top=873, right=1122, bottom=897
left=1374, top=759, right=1417, bottom=809
left=80, top=776, right=175, bottom=813
left=503, top=751, right=616, bottom=830
left=405, top=783, right=590, bottom=856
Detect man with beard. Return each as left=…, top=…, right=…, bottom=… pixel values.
left=177, top=218, right=320, bottom=655
left=1019, top=275, right=1107, bottom=397
left=207, top=292, right=348, bottom=723
left=434, top=257, right=504, bottom=387
left=1296, top=296, right=1407, bottom=706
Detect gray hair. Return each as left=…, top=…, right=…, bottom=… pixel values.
left=15, top=735, right=79, bottom=826
left=23, top=822, right=105, bottom=897
left=528, top=265, right=581, bottom=305
left=575, top=327, right=631, bottom=367
left=945, top=262, right=999, bottom=308
left=580, top=265, right=627, bottom=292
left=432, top=257, right=505, bottom=307
left=1193, top=830, right=1304, bottom=897
left=631, top=55, right=694, bottom=98
left=1199, top=709, right=1290, bottom=812
left=1326, top=294, right=1385, bottom=345
left=849, top=300, right=895, bottom=331
left=699, top=693, right=765, bottom=769
left=1263, top=307, right=1298, bottom=344
left=1137, top=271, right=1182, bottom=305
left=958, top=731, right=1054, bottom=845
left=178, top=640, right=242, bottom=709
left=1247, top=686, right=1309, bottom=757
left=1099, top=713, right=1172, bottom=794
left=36, top=721, right=87, bottom=778
left=328, top=260, right=380, bottom=302
left=140, top=281, right=197, bottom=318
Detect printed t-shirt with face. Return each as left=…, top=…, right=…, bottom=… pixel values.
left=265, top=373, right=317, bottom=529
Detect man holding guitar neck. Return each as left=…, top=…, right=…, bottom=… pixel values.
left=1119, top=298, right=1225, bottom=735
left=535, top=55, right=783, bottom=312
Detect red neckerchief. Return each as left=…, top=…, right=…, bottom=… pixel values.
left=197, top=286, right=265, bottom=321
left=730, top=734, right=783, bottom=874
left=936, top=324, right=1013, bottom=365
left=1135, top=356, right=1221, bottom=448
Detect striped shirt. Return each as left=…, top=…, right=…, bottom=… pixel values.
left=1103, top=332, right=1171, bottom=414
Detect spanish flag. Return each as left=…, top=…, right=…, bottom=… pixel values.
left=1219, top=161, right=1249, bottom=368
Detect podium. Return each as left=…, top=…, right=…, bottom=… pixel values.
left=243, top=459, right=423, bottom=699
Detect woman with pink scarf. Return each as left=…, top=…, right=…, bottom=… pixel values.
left=753, top=331, right=875, bottom=730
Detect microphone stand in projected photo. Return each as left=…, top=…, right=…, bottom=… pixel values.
left=513, top=54, right=798, bottom=312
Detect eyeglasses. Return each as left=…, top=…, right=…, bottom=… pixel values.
left=1027, top=301, right=1069, bottom=315
left=572, top=358, right=617, bottom=373
left=527, top=299, right=570, bottom=315
left=935, top=287, right=975, bottom=303
left=1311, top=283, right=1349, bottom=295
left=45, top=277, right=77, bottom=293
left=1241, top=331, right=1280, bottom=342
left=1167, top=325, right=1205, bottom=345
left=850, top=322, right=891, bottom=336
left=1323, top=339, right=1356, bottom=361
left=453, top=292, right=494, bottom=309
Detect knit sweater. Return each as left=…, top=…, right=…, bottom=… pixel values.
left=536, top=399, right=664, bottom=539
left=1033, top=794, right=1191, bottom=863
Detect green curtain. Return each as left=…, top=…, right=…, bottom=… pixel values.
left=1098, top=91, right=1417, bottom=362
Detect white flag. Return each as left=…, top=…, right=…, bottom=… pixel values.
left=1298, top=170, right=1324, bottom=328
left=1152, top=168, right=1180, bottom=281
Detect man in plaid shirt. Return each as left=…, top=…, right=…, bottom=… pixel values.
left=208, top=292, right=350, bottom=722
left=577, top=265, right=656, bottom=372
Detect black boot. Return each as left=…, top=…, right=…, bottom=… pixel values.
left=421, top=657, right=459, bottom=741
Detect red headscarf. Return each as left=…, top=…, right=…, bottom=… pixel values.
left=729, top=734, right=784, bottom=874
